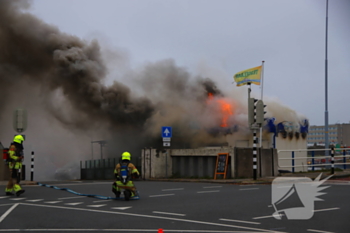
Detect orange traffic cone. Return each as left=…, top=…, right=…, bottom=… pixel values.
left=158, top=229, right=164, bottom=233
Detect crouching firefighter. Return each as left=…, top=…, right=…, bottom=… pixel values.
left=5, top=135, right=25, bottom=196
left=112, top=151, right=140, bottom=199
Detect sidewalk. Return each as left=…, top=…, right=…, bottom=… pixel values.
left=0, top=180, right=37, bottom=186
left=0, top=170, right=349, bottom=186
left=148, top=170, right=350, bottom=185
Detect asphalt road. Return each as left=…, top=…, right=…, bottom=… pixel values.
left=0, top=179, right=349, bottom=233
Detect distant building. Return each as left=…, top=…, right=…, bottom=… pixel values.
left=307, top=123, right=350, bottom=147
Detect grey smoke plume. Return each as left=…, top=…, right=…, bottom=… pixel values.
left=0, top=0, right=307, bottom=180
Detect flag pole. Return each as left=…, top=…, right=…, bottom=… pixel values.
left=259, top=61, right=265, bottom=147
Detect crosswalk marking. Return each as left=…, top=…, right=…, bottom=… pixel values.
left=9, top=198, right=26, bottom=201
left=26, top=199, right=44, bottom=202
left=111, top=206, right=132, bottom=210
left=64, top=202, right=83, bottom=206
left=87, top=204, right=106, bottom=208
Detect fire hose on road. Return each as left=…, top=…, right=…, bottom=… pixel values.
left=37, top=182, right=140, bottom=200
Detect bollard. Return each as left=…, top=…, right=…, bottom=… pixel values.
left=312, top=151, right=315, bottom=171
left=158, top=229, right=164, bottom=233
left=252, top=130, right=257, bottom=180
left=331, top=146, right=334, bottom=174
left=292, top=151, right=295, bottom=173
left=31, top=151, right=34, bottom=181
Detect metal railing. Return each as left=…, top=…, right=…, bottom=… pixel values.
left=277, top=147, right=350, bottom=174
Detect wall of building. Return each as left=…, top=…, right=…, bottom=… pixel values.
left=234, top=147, right=278, bottom=178
left=274, top=135, right=308, bottom=172
left=307, top=123, right=350, bottom=147
left=338, top=123, right=350, bottom=147
left=141, top=146, right=279, bottom=179
left=226, top=130, right=308, bottom=173
left=141, top=147, right=235, bottom=179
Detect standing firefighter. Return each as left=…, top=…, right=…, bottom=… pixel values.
left=5, top=135, right=25, bottom=196
left=112, top=151, right=140, bottom=199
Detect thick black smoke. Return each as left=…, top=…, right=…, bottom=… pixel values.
left=0, top=0, right=233, bottom=180
left=0, top=1, right=221, bottom=132
left=0, top=1, right=307, bottom=180
left=0, top=0, right=156, bottom=129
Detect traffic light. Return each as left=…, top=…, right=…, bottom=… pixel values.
left=248, top=97, right=258, bottom=126
left=256, top=100, right=267, bottom=125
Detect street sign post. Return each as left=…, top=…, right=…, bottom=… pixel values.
left=161, top=126, right=172, bottom=147
left=161, top=126, right=172, bottom=138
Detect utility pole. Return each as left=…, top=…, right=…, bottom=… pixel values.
left=324, top=0, right=329, bottom=156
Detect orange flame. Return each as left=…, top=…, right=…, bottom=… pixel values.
left=207, top=92, right=214, bottom=102
left=207, top=93, right=235, bottom=127
left=217, top=99, right=233, bottom=127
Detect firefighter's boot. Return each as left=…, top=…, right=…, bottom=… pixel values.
left=16, top=190, right=25, bottom=197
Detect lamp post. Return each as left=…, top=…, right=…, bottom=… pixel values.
left=324, top=0, right=329, bottom=156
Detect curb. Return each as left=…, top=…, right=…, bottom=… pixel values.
left=146, top=171, right=350, bottom=185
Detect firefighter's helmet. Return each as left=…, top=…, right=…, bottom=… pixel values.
left=121, top=151, right=131, bottom=161
left=13, top=135, right=24, bottom=144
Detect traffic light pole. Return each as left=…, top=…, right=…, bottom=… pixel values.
left=260, top=61, right=265, bottom=147
left=247, top=61, right=266, bottom=180
left=248, top=85, right=258, bottom=180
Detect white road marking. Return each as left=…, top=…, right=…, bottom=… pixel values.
left=26, top=199, right=44, bottom=202
left=58, top=196, right=86, bottom=200
left=197, top=190, right=220, bottom=193
left=111, top=206, right=132, bottom=210
left=0, top=229, right=273, bottom=232
left=0, top=204, right=15, bottom=207
left=0, top=203, right=19, bottom=223
left=307, top=229, right=335, bottom=233
left=239, top=185, right=256, bottom=187
left=239, top=188, right=259, bottom=191
left=253, top=207, right=338, bottom=220
left=203, top=186, right=222, bottom=189
left=0, top=197, right=10, bottom=199
left=219, top=218, right=260, bottom=225
left=313, top=207, right=339, bottom=212
left=20, top=203, right=285, bottom=233
left=153, top=211, right=186, bottom=216
left=149, top=194, right=175, bottom=197
left=9, top=198, right=26, bottom=201
left=64, top=202, right=83, bottom=206
left=253, top=215, right=274, bottom=220
left=44, top=201, right=62, bottom=204
left=162, top=188, right=184, bottom=191
left=87, top=204, right=106, bottom=208
left=93, top=199, right=112, bottom=203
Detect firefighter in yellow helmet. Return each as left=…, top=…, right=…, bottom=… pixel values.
left=5, top=135, right=25, bottom=196
left=112, top=151, right=140, bottom=199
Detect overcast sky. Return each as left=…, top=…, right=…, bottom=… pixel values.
left=28, top=0, right=350, bottom=126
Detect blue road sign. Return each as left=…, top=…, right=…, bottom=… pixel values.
left=162, top=126, right=172, bottom=138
